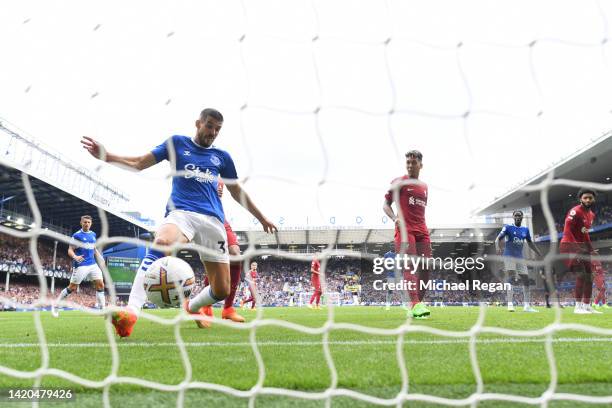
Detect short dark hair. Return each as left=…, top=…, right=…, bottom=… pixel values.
left=405, top=150, right=423, bottom=161
left=81, top=215, right=92, bottom=221
left=200, top=108, right=224, bottom=122
left=577, top=188, right=597, bottom=199
left=512, top=210, right=523, bottom=216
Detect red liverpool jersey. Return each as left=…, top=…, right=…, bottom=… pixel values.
left=560, top=204, right=594, bottom=253
left=311, top=259, right=320, bottom=278
left=385, top=176, right=429, bottom=235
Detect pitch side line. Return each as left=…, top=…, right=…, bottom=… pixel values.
left=0, top=337, right=610, bottom=348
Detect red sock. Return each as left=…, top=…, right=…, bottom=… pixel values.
left=309, top=293, right=316, bottom=304
left=403, top=269, right=420, bottom=307
left=575, top=275, right=584, bottom=303
left=582, top=276, right=593, bottom=305
left=316, top=291, right=321, bottom=305
left=594, top=287, right=606, bottom=304
left=224, top=263, right=241, bottom=309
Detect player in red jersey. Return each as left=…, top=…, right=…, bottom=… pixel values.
left=591, top=259, right=608, bottom=309
left=383, top=150, right=432, bottom=318
left=308, top=255, right=322, bottom=309
left=559, top=188, right=601, bottom=314
left=241, top=261, right=258, bottom=309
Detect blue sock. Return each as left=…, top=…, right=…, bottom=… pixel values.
left=141, top=248, right=165, bottom=272
left=127, top=248, right=165, bottom=311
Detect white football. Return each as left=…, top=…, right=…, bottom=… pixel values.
left=144, top=257, right=195, bottom=308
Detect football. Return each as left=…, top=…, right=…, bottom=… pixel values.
left=144, top=257, right=195, bottom=308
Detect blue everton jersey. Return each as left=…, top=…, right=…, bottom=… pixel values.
left=498, top=224, right=531, bottom=258
left=71, top=230, right=97, bottom=268
left=151, top=135, right=238, bottom=222
left=383, top=250, right=397, bottom=277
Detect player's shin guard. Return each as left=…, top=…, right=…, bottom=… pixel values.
left=57, top=287, right=72, bottom=301
left=96, top=289, right=105, bottom=309
left=127, top=248, right=165, bottom=313
left=224, top=263, right=241, bottom=309
left=189, top=286, right=223, bottom=312
left=523, top=284, right=530, bottom=307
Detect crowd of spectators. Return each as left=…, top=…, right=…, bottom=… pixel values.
left=534, top=203, right=612, bottom=238
left=187, top=258, right=353, bottom=307
left=0, top=233, right=72, bottom=277
left=0, top=232, right=86, bottom=309
left=0, top=278, right=97, bottom=310
left=0, top=245, right=609, bottom=306
left=185, top=258, right=608, bottom=307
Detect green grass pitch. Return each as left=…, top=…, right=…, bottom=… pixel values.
left=0, top=306, right=610, bottom=407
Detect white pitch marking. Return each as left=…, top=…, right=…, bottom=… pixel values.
left=0, top=337, right=609, bottom=348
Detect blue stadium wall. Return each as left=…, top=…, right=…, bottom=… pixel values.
left=103, top=242, right=146, bottom=260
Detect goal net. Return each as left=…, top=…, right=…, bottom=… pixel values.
left=1, top=0, right=611, bottom=407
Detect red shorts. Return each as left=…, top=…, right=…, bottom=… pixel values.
left=311, top=274, right=321, bottom=290
left=559, top=244, right=591, bottom=271
left=394, top=230, right=432, bottom=257
left=224, top=221, right=238, bottom=247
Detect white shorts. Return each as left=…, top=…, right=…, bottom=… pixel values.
left=70, top=264, right=103, bottom=284
left=161, top=210, right=229, bottom=264
left=503, top=258, right=528, bottom=275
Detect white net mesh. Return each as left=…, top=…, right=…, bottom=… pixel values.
left=1, top=0, right=612, bottom=406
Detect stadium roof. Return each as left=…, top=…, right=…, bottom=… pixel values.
left=0, top=163, right=151, bottom=237
left=476, top=132, right=612, bottom=215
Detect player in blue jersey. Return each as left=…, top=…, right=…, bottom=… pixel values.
left=495, top=210, right=542, bottom=312
left=383, top=249, right=397, bottom=310
left=52, top=215, right=106, bottom=316
left=382, top=247, right=409, bottom=311
left=81, top=108, right=277, bottom=337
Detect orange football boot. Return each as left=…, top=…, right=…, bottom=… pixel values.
left=222, top=306, right=245, bottom=323
left=111, top=309, right=138, bottom=338
left=183, top=300, right=211, bottom=328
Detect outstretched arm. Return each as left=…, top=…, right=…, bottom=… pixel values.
left=81, top=136, right=156, bottom=171
left=226, top=182, right=277, bottom=233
